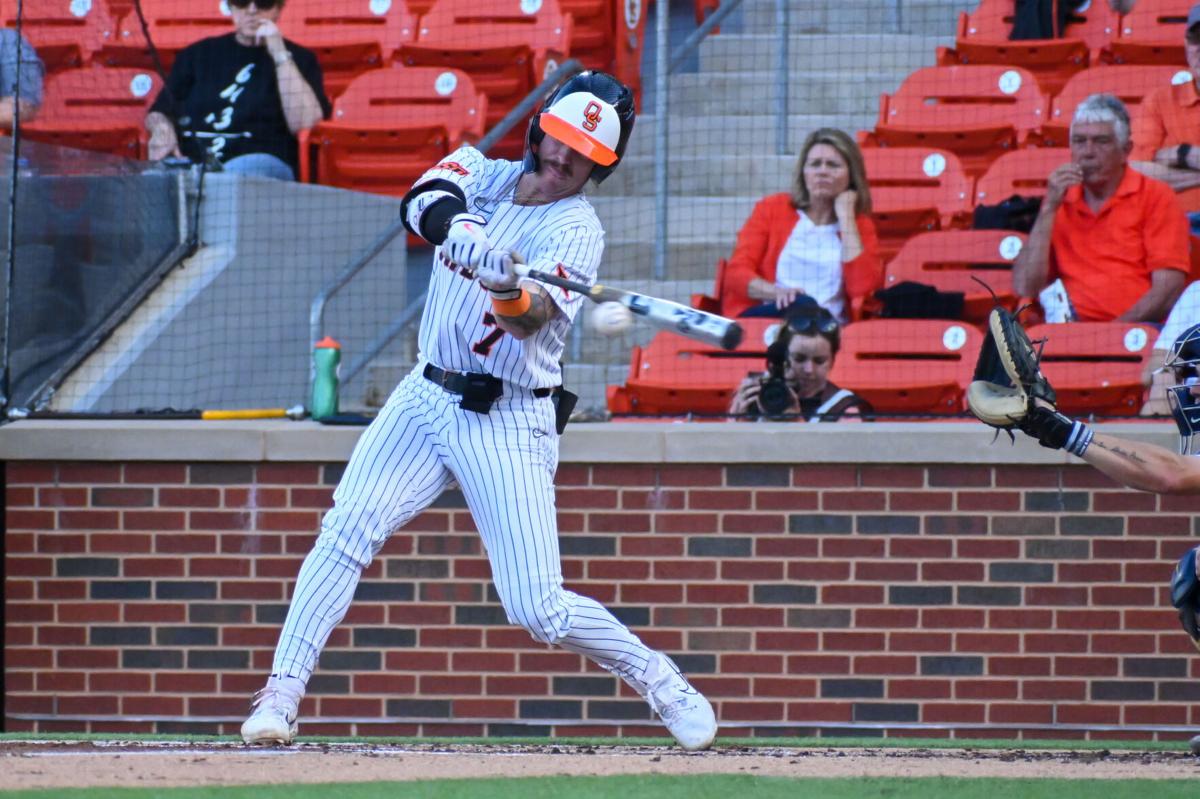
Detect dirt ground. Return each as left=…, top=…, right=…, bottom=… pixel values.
left=1, top=740, right=1198, bottom=790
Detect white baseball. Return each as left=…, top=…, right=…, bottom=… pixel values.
left=589, top=301, right=634, bottom=336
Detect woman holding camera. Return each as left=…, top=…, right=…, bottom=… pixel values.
left=720, top=128, right=882, bottom=322
left=728, top=305, right=872, bottom=421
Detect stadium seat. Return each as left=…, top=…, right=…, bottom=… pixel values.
left=1040, top=64, right=1187, bottom=146
left=863, top=147, right=974, bottom=261
left=1104, top=0, right=1191, bottom=65
left=20, top=65, right=162, bottom=158
left=279, top=0, right=416, bottom=98
left=395, top=0, right=573, bottom=159
left=973, top=148, right=1070, bottom=207
left=97, top=0, right=232, bottom=70
left=299, top=66, right=486, bottom=197
left=882, top=230, right=1026, bottom=323
left=862, top=65, right=1050, bottom=178
left=606, top=318, right=778, bottom=416
left=1025, top=322, right=1160, bottom=415
left=2, top=0, right=117, bottom=73
left=828, top=319, right=983, bottom=415
left=936, top=0, right=1119, bottom=95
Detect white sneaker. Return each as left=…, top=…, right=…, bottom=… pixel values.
left=631, top=652, right=718, bottom=751
left=240, top=675, right=303, bottom=745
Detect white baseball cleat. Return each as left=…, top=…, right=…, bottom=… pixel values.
left=240, top=675, right=303, bottom=745
left=636, top=652, right=718, bottom=751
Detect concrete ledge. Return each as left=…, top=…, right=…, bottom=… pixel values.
left=0, top=419, right=1181, bottom=464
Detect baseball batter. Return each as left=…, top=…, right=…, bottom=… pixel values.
left=240, top=71, right=717, bottom=751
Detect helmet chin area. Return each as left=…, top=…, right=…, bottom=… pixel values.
left=1166, top=381, right=1200, bottom=455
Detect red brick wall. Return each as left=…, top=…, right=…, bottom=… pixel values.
left=4, top=459, right=1199, bottom=741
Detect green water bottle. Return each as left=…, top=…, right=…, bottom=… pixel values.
left=311, top=336, right=341, bottom=421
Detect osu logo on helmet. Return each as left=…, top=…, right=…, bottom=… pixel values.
left=582, top=101, right=602, bottom=132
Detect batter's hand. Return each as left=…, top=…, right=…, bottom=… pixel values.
left=475, top=250, right=519, bottom=293
left=444, top=212, right=490, bottom=270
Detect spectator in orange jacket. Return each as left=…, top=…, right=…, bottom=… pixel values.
left=720, top=127, right=882, bottom=322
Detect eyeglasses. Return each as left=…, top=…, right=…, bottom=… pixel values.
left=787, top=313, right=839, bottom=336
left=229, top=0, right=280, bottom=10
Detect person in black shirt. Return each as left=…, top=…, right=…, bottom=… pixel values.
left=144, top=0, right=330, bottom=180
left=728, top=303, right=873, bottom=421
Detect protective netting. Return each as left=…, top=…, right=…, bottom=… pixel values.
left=1, top=0, right=1193, bottom=420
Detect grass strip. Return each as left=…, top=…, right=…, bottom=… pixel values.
left=3, top=776, right=1200, bottom=799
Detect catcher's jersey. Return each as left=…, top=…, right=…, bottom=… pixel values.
left=413, top=146, right=604, bottom=388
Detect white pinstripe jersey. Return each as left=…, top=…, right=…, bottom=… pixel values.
left=414, top=146, right=605, bottom=388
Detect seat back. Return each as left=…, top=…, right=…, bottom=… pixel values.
left=883, top=230, right=1025, bottom=322
left=1042, top=64, right=1187, bottom=145
left=946, top=0, right=1117, bottom=94
left=1106, top=0, right=1191, bottom=64
left=101, top=0, right=231, bottom=69
left=1025, top=322, right=1160, bottom=415
left=872, top=66, right=1049, bottom=176
left=608, top=319, right=779, bottom=416
left=22, top=65, right=162, bottom=157
left=829, top=319, right=982, bottom=414
left=306, top=66, right=486, bottom=196
left=864, top=147, right=973, bottom=225
left=279, top=0, right=416, bottom=97
left=973, top=147, right=1070, bottom=207
left=398, top=0, right=572, bottom=157
left=958, top=0, right=1119, bottom=53
left=2, top=0, right=117, bottom=72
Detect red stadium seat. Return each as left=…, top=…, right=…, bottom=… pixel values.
left=396, top=0, right=572, bottom=159
left=863, top=147, right=974, bottom=261
left=2, top=0, right=117, bottom=73
left=882, top=230, right=1025, bottom=323
left=1040, top=64, right=1187, bottom=146
left=973, top=148, right=1070, bottom=207
left=1025, top=322, right=1160, bottom=415
left=863, top=65, right=1050, bottom=178
left=607, top=318, right=779, bottom=416
left=299, top=66, right=486, bottom=197
left=97, top=0, right=231, bottom=70
left=279, top=0, right=416, bottom=98
left=829, top=319, right=983, bottom=415
left=1104, top=0, right=1191, bottom=65
left=936, top=0, right=1119, bottom=95
left=20, top=65, right=162, bottom=158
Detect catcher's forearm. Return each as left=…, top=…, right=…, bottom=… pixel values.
left=1081, top=433, right=1200, bottom=494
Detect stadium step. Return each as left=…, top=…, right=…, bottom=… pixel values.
left=737, top=0, right=969, bottom=37
left=699, top=33, right=950, bottom=74
left=668, top=70, right=903, bottom=116
left=594, top=154, right=797, bottom=197
left=621, top=113, right=878, bottom=158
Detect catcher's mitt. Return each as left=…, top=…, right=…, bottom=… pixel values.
left=966, top=307, right=1056, bottom=429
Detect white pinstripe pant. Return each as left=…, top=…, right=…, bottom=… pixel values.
left=271, top=366, right=654, bottom=687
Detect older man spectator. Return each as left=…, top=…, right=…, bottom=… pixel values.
left=1130, top=2, right=1200, bottom=228
left=0, top=28, right=43, bottom=128
left=144, top=0, right=329, bottom=180
left=1013, top=93, right=1189, bottom=323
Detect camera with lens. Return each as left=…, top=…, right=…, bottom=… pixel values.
left=755, top=338, right=793, bottom=417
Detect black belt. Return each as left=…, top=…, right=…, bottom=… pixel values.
left=423, top=363, right=555, bottom=398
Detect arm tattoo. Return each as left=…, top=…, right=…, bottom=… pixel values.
left=1092, top=439, right=1148, bottom=464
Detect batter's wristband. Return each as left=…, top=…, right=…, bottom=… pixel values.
left=492, top=289, right=531, bottom=316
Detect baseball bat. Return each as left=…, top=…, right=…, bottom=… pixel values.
left=9, top=405, right=307, bottom=421
left=512, top=264, right=744, bottom=350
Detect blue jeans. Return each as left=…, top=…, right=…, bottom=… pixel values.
left=222, top=153, right=295, bottom=181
